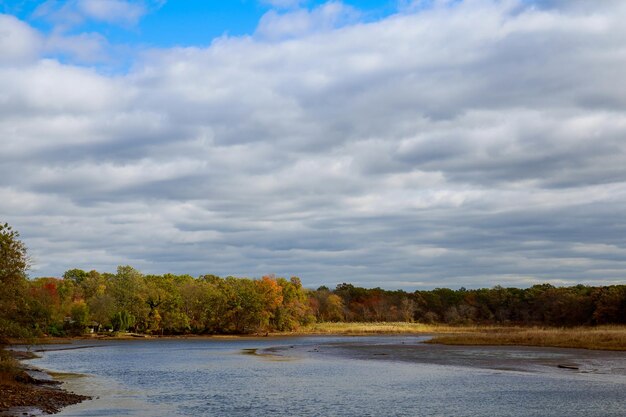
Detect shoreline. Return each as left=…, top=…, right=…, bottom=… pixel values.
left=2, top=327, right=623, bottom=415
left=10, top=323, right=626, bottom=351
left=0, top=350, right=91, bottom=417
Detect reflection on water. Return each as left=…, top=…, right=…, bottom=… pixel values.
left=29, top=336, right=626, bottom=417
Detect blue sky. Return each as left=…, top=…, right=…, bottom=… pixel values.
left=4, top=1, right=400, bottom=48
left=1, top=0, right=626, bottom=289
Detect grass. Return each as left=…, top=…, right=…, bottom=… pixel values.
left=11, top=322, right=626, bottom=351
left=426, top=325, right=626, bottom=351
left=0, top=349, right=21, bottom=384
left=287, top=322, right=626, bottom=351
left=291, top=322, right=496, bottom=335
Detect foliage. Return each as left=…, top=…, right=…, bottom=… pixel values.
left=15, top=267, right=626, bottom=336
left=2, top=220, right=626, bottom=338
left=111, top=311, right=136, bottom=332
left=0, top=222, right=32, bottom=339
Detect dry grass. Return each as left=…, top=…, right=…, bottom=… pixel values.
left=0, top=349, right=20, bottom=384
left=290, top=322, right=495, bottom=335
left=286, top=322, right=626, bottom=351
left=426, top=326, right=626, bottom=351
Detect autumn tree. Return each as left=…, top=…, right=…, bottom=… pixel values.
left=0, top=222, right=31, bottom=339
left=110, top=266, right=149, bottom=331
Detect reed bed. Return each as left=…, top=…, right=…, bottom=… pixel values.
left=0, top=349, right=20, bottom=384
left=289, top=322, right=626, bottom=351
left=426, top=326, right=626, bottom=351
left=293, top=322, right=498, bottom=335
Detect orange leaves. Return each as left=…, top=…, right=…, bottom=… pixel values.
left=257, top=275, right=284, bottom=310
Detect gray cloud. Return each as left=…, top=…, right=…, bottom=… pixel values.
left=2, top=1, right=626, bottom=289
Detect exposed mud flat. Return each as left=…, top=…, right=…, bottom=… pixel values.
left=256, top=336, right=626, bottom=377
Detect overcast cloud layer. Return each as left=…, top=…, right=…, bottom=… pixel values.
left=2, top=0, right=626, bottom=289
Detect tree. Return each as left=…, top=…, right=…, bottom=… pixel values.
left=66, top=301, right=90, bottom=335
left=0, top=222, right=31, bottom=339
left=110, top=266, right=148, bottom=331
left=111, top=311, right=136, bottom=332
left=88, top=294, right=116, bottom=331
left=63, top=269, right=88, bottom=285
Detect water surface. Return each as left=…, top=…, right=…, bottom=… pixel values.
left=29, top=336, right=626, bottom=416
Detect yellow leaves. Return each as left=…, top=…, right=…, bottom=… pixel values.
left=257, top=276, right=284, bottom=310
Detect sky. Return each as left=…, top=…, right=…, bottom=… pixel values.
left=1, top=0, right=626, bottom=290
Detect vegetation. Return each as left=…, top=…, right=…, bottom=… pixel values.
left=0, top=350, right=20, bottom=384
left=17, top=268, right=626, bottom=338
left=0, top=222, right=32, bottom=340
left=427, top=326, right=626, bottom=351
left=24, top=269, right=314, bottom=336
left=0, top=222, right=33, bottom=386
left=291, top=322, right=480, bottom=335
left=1, top=221, right=625, bottom=349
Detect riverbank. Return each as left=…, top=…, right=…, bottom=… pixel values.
left=0, top=349, right=90, bottom=417
left=10, top=323, right=626, bottom=351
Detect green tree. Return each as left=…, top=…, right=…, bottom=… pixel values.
left=88, top=294, right=116, bottom=330
left=0, top=222, right=31, bottom=339
left=66, top=301, right=90, bottom=335
left=63, top=268, right=88, bottom=285
left=110, top=266, right=148, bottom=331
left=111, top=311, right=136, bottom=332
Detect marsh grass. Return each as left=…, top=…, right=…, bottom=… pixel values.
left=0, top=349, right=20, bottom=384
left=287, top=322, right=626, bottom=351
left=291, top=322, right=495, bottom=335
left=426, top=326, right=626, bottom=351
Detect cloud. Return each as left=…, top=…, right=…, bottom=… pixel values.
left=2, top=0, right=626, bottom=288
left=29, top=0, right=159, bottom=63
left=76, top=0, right=146, bottom=25
left=256, top=2, right=359, bottom=40
left=0, top=13, right=42, bottom=65
left=260, top=0, right=306, bottom=9
left=44, top=31, right=110, bottom=63
left=33, top=0, right=151, bottom=30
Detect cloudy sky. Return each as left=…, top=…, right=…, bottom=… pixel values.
left=1, top=0, right=626, bottom=289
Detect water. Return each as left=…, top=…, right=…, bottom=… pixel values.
left=26, top=336, right=626, bottom=416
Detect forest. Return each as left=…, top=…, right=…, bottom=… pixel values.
left=1, top=222, right=626, bottom=339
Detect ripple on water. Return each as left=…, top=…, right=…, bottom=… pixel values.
left=27, top=337, right=626, bottom=417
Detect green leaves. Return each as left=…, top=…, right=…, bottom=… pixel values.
left=0, top=222, right=31, bottom=339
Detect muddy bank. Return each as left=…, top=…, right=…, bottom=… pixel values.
left=256, top=336, right=626, bottom=376
left=0, top=351, right=90, bottom=417
left=0, top=382, right=90, bottom=416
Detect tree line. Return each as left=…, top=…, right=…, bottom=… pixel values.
left=1, top=222, right=625, bottom=339
left=28, top=268, right=312, bottom=336
left=314, top=283, right=626, bottom=326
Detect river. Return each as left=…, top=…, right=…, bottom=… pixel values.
left=27, top=336, right=626, bottom=416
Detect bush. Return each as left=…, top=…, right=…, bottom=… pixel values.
left=47, top=324, right=66, bottom=337
left=0, top=349, right=20, bottom=383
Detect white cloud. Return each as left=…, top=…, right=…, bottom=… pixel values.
left=44, top=31, right=110, bottom=63
left=33, top=0, right=150, bottom=29
left=76, top=0, right=146, bottom=26
left=256, top=2, right=359, bottom=40
left=260, top=0, right=306, bottom=9
left=2, top=0, right=626, bottom=288
left=0, top=14, right=42, bottom=65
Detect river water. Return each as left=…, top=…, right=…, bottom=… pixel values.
left=27, top=336, right=626, bottom=416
